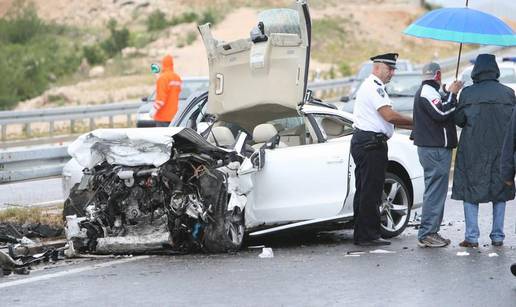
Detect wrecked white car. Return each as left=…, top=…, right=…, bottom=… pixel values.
left=63, top=1, right=424, bottom=255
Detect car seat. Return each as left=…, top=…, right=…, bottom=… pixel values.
left=252, top=123, right=287, bottom=150
left=207, top=126, right=236, bottom=148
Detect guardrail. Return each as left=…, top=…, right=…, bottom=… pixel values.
left=0, top=145, right=69, bottom=183
left=0, top=46, right=509, bottom=183
left=0, top=80, right=351, bottom=142
left=0, top=101, right=140, bottom=141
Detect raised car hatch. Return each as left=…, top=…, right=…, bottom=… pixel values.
left=199, top=1, right=311, bottom=130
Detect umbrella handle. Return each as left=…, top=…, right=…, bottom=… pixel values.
left=454, top=0, right=468, bottom=80
left=455, top=43, right=463, bottom=80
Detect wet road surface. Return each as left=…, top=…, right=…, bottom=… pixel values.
left=1, top=197, right=515, bottom=306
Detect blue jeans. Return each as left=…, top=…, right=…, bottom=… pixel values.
left=463, top=202, right=506, bottom=243
left=417, top=147, right=452, bottom=240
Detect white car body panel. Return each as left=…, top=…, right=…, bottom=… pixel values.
left=245, top=140, right=351, bottom=228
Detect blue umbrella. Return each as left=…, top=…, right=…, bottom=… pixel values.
left=404, top=2, right=516, bottom=78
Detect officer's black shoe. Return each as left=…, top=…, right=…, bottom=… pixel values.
left=511, top=263, right=516, bottom=276
left=353, top=238, right=391, bottom=246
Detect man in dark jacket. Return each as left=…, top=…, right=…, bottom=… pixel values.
left=452, top=54, right=516, bottom=248
left=412, top=62, right=462, bottom=248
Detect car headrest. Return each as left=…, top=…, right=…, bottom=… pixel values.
left=321, top=118, right=344, bottom=137
left=207, top=126, right=235, bottom=147
left=253, top=123, right=278, bottom=143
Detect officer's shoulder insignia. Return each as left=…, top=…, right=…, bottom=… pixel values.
left=376, top=87, right=385, bottom=98
left=431, top=98, right=441, bottom=105
left=373, top=80, right=382, bottom=86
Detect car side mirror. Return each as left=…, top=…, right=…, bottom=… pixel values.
left=340, top=96, right=350, bottom=102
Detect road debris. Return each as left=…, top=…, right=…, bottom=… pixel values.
left=488, top=253, right=499, bottom=257
left=456, top=251, right=470, bottom=256
left=248, top=245, right=266, bottom=249
left=0, top=238, right=67, bottom=277
left=369, top=249, right=396, bottom=254
left=258, top=247, right=274, bottom=258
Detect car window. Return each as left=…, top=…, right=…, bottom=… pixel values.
left=385, top=74, right=422, bottom=96
left=266, top=116, right=306, bottom=146
left=311, top=114, right=354, bottom=142
left=180, top=80, right=209, bottom=100
left=500, top=67, right=516, bottom=83
left=357, top=63, right=373, bottom=79
left=258, top=8, right=301, bottom=36
left=461, top=66, right=516, bottom=86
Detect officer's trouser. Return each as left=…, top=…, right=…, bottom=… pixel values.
left=350, top=129, right=388, bottom=242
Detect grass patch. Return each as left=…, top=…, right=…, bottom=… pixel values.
left=0, top=2, right=83, bottom=110
left=0, top=206, right=63, bottom=228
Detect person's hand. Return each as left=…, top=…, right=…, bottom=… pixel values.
left=504, top=180, right=513, bottom=187
left=447, top=80, right=464, bottom=94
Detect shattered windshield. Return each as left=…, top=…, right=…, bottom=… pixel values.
left=258, top=8, right=300, bottom=36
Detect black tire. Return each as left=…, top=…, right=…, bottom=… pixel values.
left=379, top=172, right=412, bottom=239
left=203, top=205, right=245, bottom=253
left=62, top=183, right=95, bottom=220
left=200, top=171, right=245, bottom=253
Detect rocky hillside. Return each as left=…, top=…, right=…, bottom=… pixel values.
left=1, top=0, right=474, bottom=109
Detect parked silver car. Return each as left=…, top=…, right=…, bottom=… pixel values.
left=135, top=77, right=209, bottom=127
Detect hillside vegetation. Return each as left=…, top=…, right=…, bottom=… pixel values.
left=1, top=0, right=476, bottom=110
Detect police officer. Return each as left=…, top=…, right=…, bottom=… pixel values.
left=351, top=53, right=413, bottom=246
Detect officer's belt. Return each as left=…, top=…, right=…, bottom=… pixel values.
left=354, top=129, right=388, bottom=141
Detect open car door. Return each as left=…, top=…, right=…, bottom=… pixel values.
left=198, top=1, right=311, bottom=131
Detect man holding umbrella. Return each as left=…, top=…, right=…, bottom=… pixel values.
left=412, top=62, right=463, bottom=248
left=453, top=54, right=516, bottom=247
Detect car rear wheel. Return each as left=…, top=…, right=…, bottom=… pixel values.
left=380, top=172, right=412, bottom=238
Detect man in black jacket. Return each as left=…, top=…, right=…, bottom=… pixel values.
left=412, top=62, right=462, bottom=248
left=454, top=54, right=515, bottom=248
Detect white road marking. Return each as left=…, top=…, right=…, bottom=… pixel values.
left=0, top=255, right=149, bottom=289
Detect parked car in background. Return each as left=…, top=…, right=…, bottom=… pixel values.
left=337, top=72, right=423, bottom=116
left=459, top=59, right=516, bottom=91
left=347, top=59, right=414, bottom=98
left=135, top=77, right=209, bottom=127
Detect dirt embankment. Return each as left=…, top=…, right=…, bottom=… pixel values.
left=10, top=0, right=461, bottom=110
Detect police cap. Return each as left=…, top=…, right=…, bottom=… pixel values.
left=370, top=53, right=399, bottom=68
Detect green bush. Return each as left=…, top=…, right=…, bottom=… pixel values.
left=199, top=9, right=219, bottom=25
left=338, top=62, right=352, bottom=76
left=170, top=11, right=200, bottom=26
left=146, top=9, right=168, bottom=31
left=0, top=1, right=43, bottom=44
left=185, top=30, right=197, bottom=45
left=101, top=19, right=130, bottom=57
left=0, top=2, right=82, bottom=109
left=182, top=12, right=199, bottom=23
left=83, top=45, right=106, bottom=65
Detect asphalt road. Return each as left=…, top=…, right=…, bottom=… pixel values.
left=1, top=196, right=515, bottom=306
left=0, top=177, right=63, bottom=209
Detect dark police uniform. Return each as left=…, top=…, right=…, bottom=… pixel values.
left=351, top=53, right=397, bottom=243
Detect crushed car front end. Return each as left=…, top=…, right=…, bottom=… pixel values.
left=64, top=128, right=251, bottom=255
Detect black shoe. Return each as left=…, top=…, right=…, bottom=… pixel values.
left=511, top=263, right=516, bottom=276
left=491, top=241, right=503, bottom=247
left=354, top=238, right=391, bottom=246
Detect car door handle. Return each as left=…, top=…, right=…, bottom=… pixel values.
left=327, top=156, right=345, bottom=164
left=215, top=73, right=224, bottom=95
